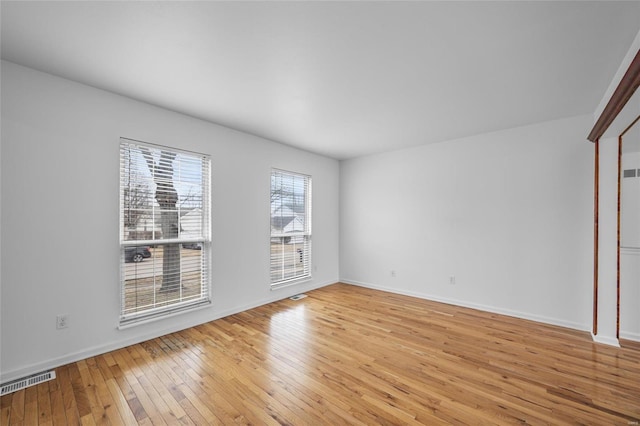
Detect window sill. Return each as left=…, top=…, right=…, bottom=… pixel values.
left=270, top=276, right=312, bottom=291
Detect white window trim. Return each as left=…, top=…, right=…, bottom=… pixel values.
left=119, top=138, right=211, bottom=326
left=270, top=168, right=312, bottom=288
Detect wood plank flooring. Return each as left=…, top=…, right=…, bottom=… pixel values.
left=2, top=283, right=639, bottom=425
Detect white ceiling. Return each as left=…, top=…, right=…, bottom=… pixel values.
left=2, top=1, right=639, bottom=160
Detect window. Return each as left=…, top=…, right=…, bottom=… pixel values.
left=270, top=169, right=312, bottom=287
left=119, top=139, right=210, bottom=325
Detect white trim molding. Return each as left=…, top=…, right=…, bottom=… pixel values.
left=591, top=332, right=621, bottom=347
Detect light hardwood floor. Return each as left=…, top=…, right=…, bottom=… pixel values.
left=2, top=283, right=639, bottom=425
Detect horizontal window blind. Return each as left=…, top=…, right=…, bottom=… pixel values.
left=270, top=169, right=311, bottom=287
left=120, top=139, right=210, bottom=324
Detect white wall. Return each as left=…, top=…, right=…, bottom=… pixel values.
left=621, top=247, right=640, bottom=340
left=0, top=70, right=3, bottom=376
left=621, top=151, right=640, bottom=248
left=340, top=115, right=594, bottom=330
left=0, top=61, right=340, bottom=382
left=596, top=136, right=621, bottom=346
left=620, top=122, right=640, bottom=341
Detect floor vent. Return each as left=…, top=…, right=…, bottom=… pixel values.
left=289, top=294, right=307, bottom=301
left=0, top=370, right=56, bottom=396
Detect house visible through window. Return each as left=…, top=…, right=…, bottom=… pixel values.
left=270, top=169, right=312, bottom=287
left=119, top=138, right=210, bottom=325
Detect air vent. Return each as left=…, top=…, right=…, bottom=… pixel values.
left=289, top=294, right=307, bottom=301
left=0, top=370, right=56, bottom=396
left=623, top=169, right=637, bottom=178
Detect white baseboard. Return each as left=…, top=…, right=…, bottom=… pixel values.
left=1, top=279, right=337, bottom=384
left=341, top=279, right=590, bottom=332
left=620, top=331, right=640, bottom=342
left=591, top=332, right=621, bottom=347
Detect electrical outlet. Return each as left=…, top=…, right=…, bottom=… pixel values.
left=56, top=314, right=69, bottom=329
left=449, top=276, right=456, bottom=285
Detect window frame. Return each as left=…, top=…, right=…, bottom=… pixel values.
left=119, top=138, right=211, bottom=326
left=270, top=168, right=312, bottom=289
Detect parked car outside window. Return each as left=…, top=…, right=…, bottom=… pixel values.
left=125, top=246, right=151, bottom=263
left=182, top=243, right=202, bottom=250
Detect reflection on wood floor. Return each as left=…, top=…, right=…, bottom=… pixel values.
left=2, top=283, right=639, bottom=425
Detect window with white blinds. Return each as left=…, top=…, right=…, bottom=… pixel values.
left=270, top=169, right=311, bottom=287
left=119, top=138, right=211, bottom=325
